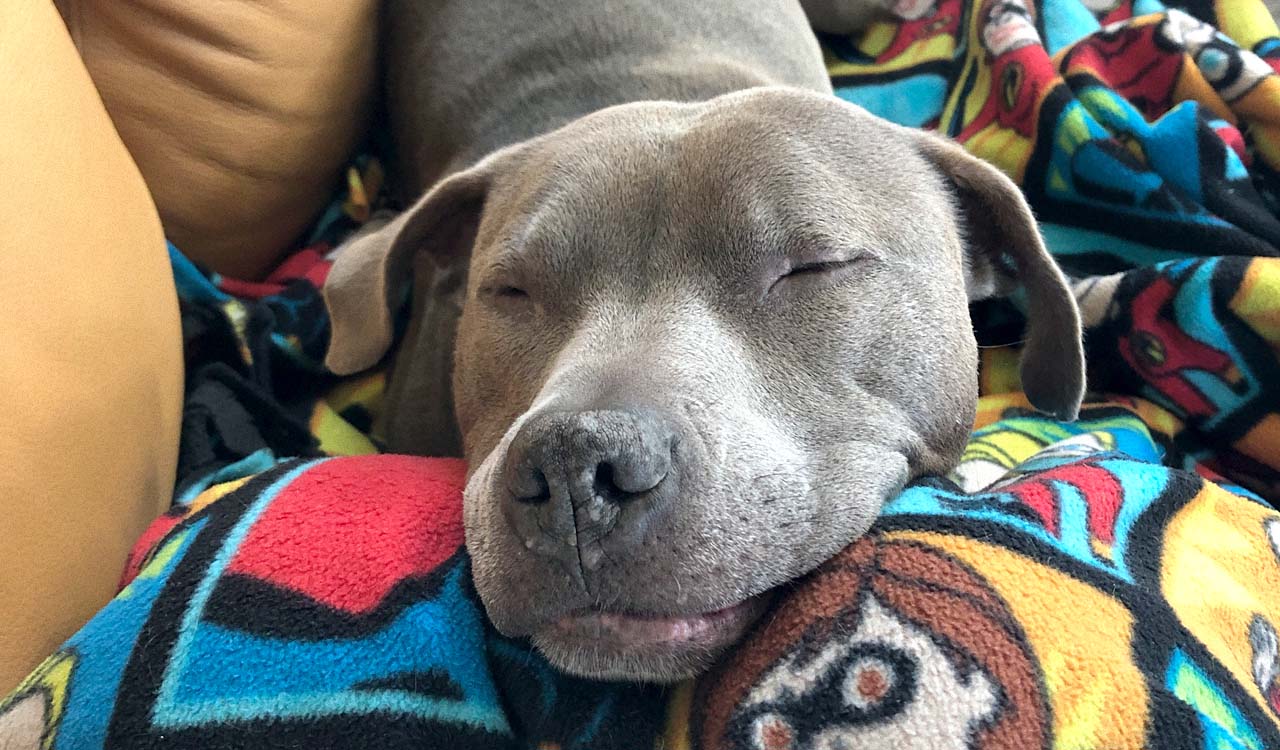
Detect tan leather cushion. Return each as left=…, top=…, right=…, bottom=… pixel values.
left=0, top=0, right=184, bottom=693
left=56, top=0, right=378, bottom=280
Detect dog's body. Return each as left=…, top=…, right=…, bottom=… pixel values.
left=384, top=0, right=832, bottom=195
left=325, top=0, right=1085, bottom=682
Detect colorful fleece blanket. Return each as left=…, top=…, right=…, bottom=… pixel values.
left=6, top=0, right=1280, bottom=747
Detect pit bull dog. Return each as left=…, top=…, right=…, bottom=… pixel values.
left=322, top=0, right=1085, bottom=683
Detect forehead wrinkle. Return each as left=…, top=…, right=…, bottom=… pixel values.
left=763, top=171, right=956, bottom=263
left=672, top=172, right=876, bottom=272
left=673, top=109, right=958, bottom=252
left=478, top=159, right=678, bottom=302
left=472, top=204, right=553, bottom=281
left=672, top=130, right=845, bottom=245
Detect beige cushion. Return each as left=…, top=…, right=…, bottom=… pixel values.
left=0, top=0, right=184, bottom=692
left=56, top=0, right=379, bottom=279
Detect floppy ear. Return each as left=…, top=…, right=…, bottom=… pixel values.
left=915, top=133, right=1085, bottom=422
left=322, top=166, right=491, bottom=376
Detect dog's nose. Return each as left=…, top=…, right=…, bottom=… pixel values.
left=502, top=408, right=678, bottom=564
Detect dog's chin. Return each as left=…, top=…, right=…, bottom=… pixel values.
left=529, top=594, right=774, bottom=683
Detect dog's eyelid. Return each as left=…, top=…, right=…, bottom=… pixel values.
left=478, top=255, right=532, bottom=286
left=782, top=234, right=877, bottom=263
left=479, top=280, right=532, bottom=298
left=766, top=252, right=874, bottom=297
left=790, top=259, right=855, bottom=274
left=477, top=264, right=535, bottom=303
left=785, top=250, right=875, bottom=274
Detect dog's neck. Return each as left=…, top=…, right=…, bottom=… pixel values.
left=383, top=0, right=832, bottom=199
left=444, top=53, right=781, bottom=176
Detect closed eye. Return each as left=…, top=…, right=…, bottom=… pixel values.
left=494, top=285, right=529, bottom=299
left=785, top=260, right=859, bottom=278
left=769, top=256, right=869, bottom=294
left=480, top=283, right=533, bottom=310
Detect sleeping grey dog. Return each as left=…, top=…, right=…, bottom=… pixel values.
left=323, top=0, right=1085, bottom=683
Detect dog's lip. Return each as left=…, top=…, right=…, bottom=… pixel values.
left=549, top=593, right=773, bottom=649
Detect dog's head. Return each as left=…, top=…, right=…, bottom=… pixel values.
left=323, top=88, right=1083, bottom=683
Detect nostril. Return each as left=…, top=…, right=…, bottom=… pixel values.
left=511, top=467, right=551, bottom=504
left=593, top=463, right=628, bottom=505
left=593, top=449, right=670, bottom=504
